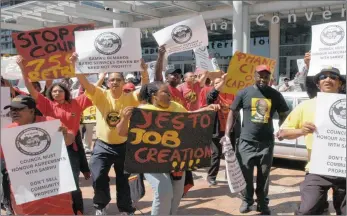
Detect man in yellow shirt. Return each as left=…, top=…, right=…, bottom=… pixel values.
left=279, top=67, right=346, bottom=215
left=71, top=53, right=149, bottom=215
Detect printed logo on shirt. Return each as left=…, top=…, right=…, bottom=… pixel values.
left=94, top=32, right=122, bottom=55
left=171, top=25, right=192, bottom=44
left=184, top=90, right=197, bottom=103
left=15, top=127, right=51, bottom=156
left=106, top=111, right=121, bottom=128
left=251, top=98, right=272, bottom=123
left=329, top=99, right=346, bottom=129
left=320, top=25, right=345, bottom=46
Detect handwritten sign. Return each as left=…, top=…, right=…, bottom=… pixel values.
left=1, top=56, right=22, bottom=80
left=12, top=24, right=94, bottom=81
left=153, top=15, right=208, bottom=55
left=308, top=21, right=346, bottom=76
left=310, top=93, right=346, bottom=177
left=1, top=87, right=11, bottom=128
left=75, top=28, right=142, bottom=74
left=124, top=108, right=215, bottom=173
left=0, top=119, right=76, bottom=204
left=81, top=106, right=96, bottom=124
left=221, top=51, right=276, bottom=94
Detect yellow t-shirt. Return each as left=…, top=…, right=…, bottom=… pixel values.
left=139, top=101, right=187, bottom=113
left=280, top=98, right=316, bottom=171
left=86, top=86, right=140, bottom=144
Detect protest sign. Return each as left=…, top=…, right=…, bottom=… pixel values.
left=12, top=24, right=94, bottom=81
left=1, top=56, right=22, bottom=80
left=124, top=108, right=216, bottom=173
left=211, top=58, right=221, bottom=72
left=147, top=61, right=157, bottom=83
left=308, top=21, right=346, bottom=76
left=1, top=87, right=11, bottom=128
left=81, top=106, right=96, bottom=124
left=221, top=51, right=276, bottom=95
left=1, top=119, right=76, bottom=204
left=75, top=28, right=142, bottom=74
left=310, top=93, right=346, bottom=178
left=153, top=15, right=208, bottom=55
left=296, top=59, right=305, bottom=73
left=194, top=46, right=214, bottom=71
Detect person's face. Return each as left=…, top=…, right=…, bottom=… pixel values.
left=213, top=78, right=223, bottom=89
left=153, top=85, right=171, bottom=109
left=284, top=80, right=289, bottom=85
left=166, top=73, right=180, bottom=87
left=317, top=72, right=342, bottom=93
left=184, top=72, right=195, bottom=84
left=254, top=71, right=271, bottom=88
left=108, top=73, right=125, bottom=91
left=52, top=86, right=65, bottom=102
left=257, top=100, right=268, bottom=116
left=10, top=106, right=35, bottom=125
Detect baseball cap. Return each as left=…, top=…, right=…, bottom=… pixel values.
left=255, top=65, right=271, bottom=73
left=122, top=83, right=136, bottom=92
left=4, top=95, right=36, bottom=110
left=314, top=66, right=346, bottom=84
left=165, top=68, right=182, bottom=77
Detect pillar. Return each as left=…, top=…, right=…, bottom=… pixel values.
left=268, top=16, right=280, bottom=81
left=232, top=1, right=243, bottom=55
left=242, top=4, right=250, bottom=53
left=113, top=8, right=122, bottom=27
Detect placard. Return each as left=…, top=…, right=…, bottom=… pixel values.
left=296, top=58, right=305, bottom=73
left=147, top=61, right=157, bottom=83
left=1, top=56, right=22, bottom=80
left=308, top=21, right=346, bottom=76
left=75, top=28, right=142, bottom=74
left=81, top=106, right=96, bottom=124
left=124, top=108, right=216, bottom=173
left=153, top=15, right=208, bottom=55
left=1, top=120, right=76, bottom=204
left=12, top=24, right=94, bottom=81
left=1, top=87, right=11, bottom=128
left=194, top=46, right=214, bottom=71
left=310, top=93, right=346, bottom=177
left=221, top=51, right=276, bottom=95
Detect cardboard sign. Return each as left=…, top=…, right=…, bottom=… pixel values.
left=75, top=28, right=142, bottom=74
left=1, top=56, right=22, bottom=80
left=81, top=106, right=96, bottom=124
left=153, top=15, right=208, bottom=55
left=0, top=119, right=76, bottom=204
left=221, top=51, right=276, bottom=95
left=12, top=24, right=94, bottom=81
left=1, top=87, right=11, bottom=128
left=124, top=108, right=216, bottom=173
left=310, top=93, right=346, bottom=177
left=308, top=21, right=346, bottom=76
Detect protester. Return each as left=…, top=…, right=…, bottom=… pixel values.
left=1, top=95, right=75, bottom=215
left=16, top=55, right=92, bottom=215
left=70, top=52, right=149, bottom=215
left=279, top=77, right=294, bottom=92
left=122, top=82, right=136, bottom=93
left=278, top=67, right=346, bottom=215
left=224, top=65, right=290, bottom=214
left=199, top=78, right=213, bottom=108
left=116, top=81, right=220, bottom=215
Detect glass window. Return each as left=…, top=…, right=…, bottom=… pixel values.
left=273, top=97, right=294, bottom=120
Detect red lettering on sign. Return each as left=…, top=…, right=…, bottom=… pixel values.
left=187, top=114, right=199, bottom=128
left=194, top=148, right=204, bottom=159
left=155, top=112, right=170, bottom=129
left=200, top=114, right=211, bottom=128
left=170, top=149, right=182, bottom=162
left=134, top=147, right=149, bottom=163
left=148, top=148, right=158, bottom=162
left=204, top=146, right=212, bottom=158
left=157, top=149, right=171, bottom=163
left=137, top=110, right=152, bottom=129
left=235, top=52, right=246, bottom=61
left=172, top=114, right=184, bottom=130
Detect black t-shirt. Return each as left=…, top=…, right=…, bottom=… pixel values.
left=230, top=85, right=289, bottom=142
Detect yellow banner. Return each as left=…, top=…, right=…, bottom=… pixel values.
left=221, top=51, right=276, bottom=95
left=81, top=106, right=96, bottom=124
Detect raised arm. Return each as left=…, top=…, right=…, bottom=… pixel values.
left=154, top=45, right=166, bottom=82
left=140, top=59, right=149, bottom=86
left=95, top=73, right=106, bottom=87
left=16, top=55, right=39, bottom=100
left=197, top=70, right=208, bottom=88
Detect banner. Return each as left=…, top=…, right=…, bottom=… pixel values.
left=194, top=46, right=214, bottom=71
left=81, top=106, right=96, bottom=124
left=0, top=120, right=76, bottom=204
left=12, top=24, right=94, bottom=81
left=310, top=93, right=346, bottom=177
left=153, top=15, right=208, bottom=55
left=221, top=51, right=276, bottom=94
left=1, top=55, right=22, bottom=80
left=1, top=87, right=11, bottom=128
left=124, top=108, right=216, bottom=173
left=308, top=21, right=346, bottom=76
left=75, top=28, right=142, bottom=74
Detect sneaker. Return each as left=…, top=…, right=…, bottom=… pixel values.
left=119, top=206, right=136, bottom=215
left=95, top=208, right=107, bottom=215
left=207, top=178, right=217, bottom=186
left=256, top=205, right=271, bottom=215
left=239, top=201, right=252, bottom=213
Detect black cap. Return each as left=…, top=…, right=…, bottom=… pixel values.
left=284, top=77, right=290, bottom=81
left=165, top=68, right=182, bottom=77
left=314, top=66, right=346, bottom=84
left=4, top=95, right=36, bottom=110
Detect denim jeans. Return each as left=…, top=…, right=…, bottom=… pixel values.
left=144, top=172, right=185, bottom=215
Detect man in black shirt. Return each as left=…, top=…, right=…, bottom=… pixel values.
left=224, top=65, right=289, bottom=215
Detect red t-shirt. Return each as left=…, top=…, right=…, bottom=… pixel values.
left=168, top=85, right=186, bottom=109
left=177, top=82, right=202, bottom=111
left=215, top=93, right=235, bottom=132
left=199, top=85, right=213, bottom=108
left=36, top=93, right=92, bottom=135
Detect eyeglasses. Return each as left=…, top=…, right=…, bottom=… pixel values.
left=318, top=74, right=339, bottom=81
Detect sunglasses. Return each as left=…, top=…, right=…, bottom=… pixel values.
left=318, top=74, right=339, bottom=81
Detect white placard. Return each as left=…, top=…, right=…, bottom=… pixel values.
left=194, top=46, right=214, bottom=71
left=147, top=61, right=157, bottom=83
left=1, top=120, right=76, bottom=204
left=75, top=28, right=142, bottom=74
left=1, top=87, right=11, bottom=128
left=296, top=59, right=305, bottom=73
left=310, top=93, right=346, bottom=177
left=211, top=58, right=220, bottom=72
left=308, top=21, right=346, bottom=76
left=153, top=15, right=208, bottom=55
left=1, top=56, right=22, bottom=80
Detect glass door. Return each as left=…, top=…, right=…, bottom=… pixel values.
left=286, top=56, right=303, bottom=80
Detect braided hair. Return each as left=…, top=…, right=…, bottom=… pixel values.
left=139, top=81, right=166, bottom=104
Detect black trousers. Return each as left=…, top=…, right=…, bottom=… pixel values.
left=89, top=139, right=133, bottom=212
left=296, top=173, right=346, bottom=215
left=207, top=137, right=223, bottom=181
left=236, top=139, right=274, bottom=207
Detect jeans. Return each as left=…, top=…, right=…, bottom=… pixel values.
left=144, top=172, right=185, bottom=215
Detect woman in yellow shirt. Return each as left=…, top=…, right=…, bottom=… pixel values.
left=117, top=81, right=219, bottom=215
